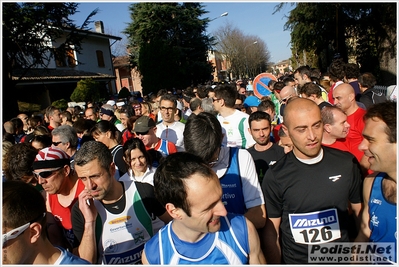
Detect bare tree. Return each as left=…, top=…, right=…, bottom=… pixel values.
left=213, top=23, right=270, bottom=80
left=105, top=27, right=128, bottom=57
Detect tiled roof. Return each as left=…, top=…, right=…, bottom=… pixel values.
left=12, top=68, right=115, bottom=82
left=113, top=56, right=130, bottom=67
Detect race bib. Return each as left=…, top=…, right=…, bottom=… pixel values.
left=289, top=208, right=341, bottom=244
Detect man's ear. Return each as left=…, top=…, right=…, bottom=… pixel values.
left=324, top=124, right=332, bottom=133
left=109, top=162, right=116, bottom=177
left=165, top=203, right=182, bottom=220
left=30, top=222, right=42, bottom=244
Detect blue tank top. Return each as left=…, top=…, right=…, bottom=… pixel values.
left=144, top=213, right=249, bottom=264
left=220, top=147, right=246, bottom=215
left=369, top=173, right=397, bottom=263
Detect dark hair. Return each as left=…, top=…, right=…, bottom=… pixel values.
left=258, top=98, right=275, bottom=113
left=74, top=141, right=113, bottom=173
left=30, top=134, right=52, bottom=149
left=183, top=112, right=223, bottom=163
left=273, top=81, right=285, bottom=92
left=90, top=120, right=122, bottom=144
left=248, top=111, right=271, bottom=128
left=61, top=111, right=73, bottom=123
left=357, top=72, right=377, bottom=89
left=214, top=84, right=237, bottom=108
left=159, top=94, right=177, bottom=108
left=364, top=101, right=396, bottom=143
left=123, top=138, right=152, bottom=170
left=189, top=98, right=202, bottom=112
left=3, top=143, right=38, bottom=181
left=153, top=152, right=214, bottom=217
left=328, top=58, right=345, bottom=82
left=3, top=181, right=47, bottom=236
left=278, top=126, right=287, bottom=137
left=344, top=63, right=360, bottom=80
left=72, top=118, right=95, bottom=134
left=299, top=82, right=322, bottom=98
left=294, top=65, right=311, bottom=78
left=282, top=76, right=295, bottom=86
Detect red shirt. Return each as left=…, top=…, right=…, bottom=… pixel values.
left=48, top=179, right=85, bottom=231
left=344, top=107, right=366, bottom=163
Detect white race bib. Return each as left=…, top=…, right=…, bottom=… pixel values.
left=289, top=208, right=341, bottom=244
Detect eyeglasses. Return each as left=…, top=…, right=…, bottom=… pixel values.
left=160, top=107, right=175, bottom=112
left=33, top=167, right=62, bottom=179
left=2, top=212, right=46, bottom=247
left=52, top=141, right=62, bottom=146
left=212, top=98, right=221, bottom=102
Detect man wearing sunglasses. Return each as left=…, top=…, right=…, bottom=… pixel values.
left=2, top=180, right=89, bottom=264
left=32, top=147, right=85, bottom=253
left=134, top=116, right=177, bottom=158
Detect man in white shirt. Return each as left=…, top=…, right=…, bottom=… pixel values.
left=212, top=84, right=255, bottom=149
left=155, top=94, right=185, bottom=152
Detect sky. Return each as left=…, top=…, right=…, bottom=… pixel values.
left=70, top=1, right=295, bottom=63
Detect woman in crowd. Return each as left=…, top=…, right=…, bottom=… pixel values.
left=91, top=120, right=127, bottom=180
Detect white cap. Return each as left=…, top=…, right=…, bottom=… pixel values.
left=106, top=100, right=116, bottom=106
left=116, top=101, right=124, bottom=107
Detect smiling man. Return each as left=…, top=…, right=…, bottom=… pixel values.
left=142, top=152, right=265, bottom=264
left=355, top=101, right=397, bottom=263
left=261, top=98, right=363, bottom=264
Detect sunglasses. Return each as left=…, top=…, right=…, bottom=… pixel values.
left=52, top=141, right=62, bottom=146
left=33, top=167, right=62, bottom=179
left=212, top=98, right=221, bottom=102
left=135, top=130, right=149, bottom=136
left=2, top=212, right=45, bottom=247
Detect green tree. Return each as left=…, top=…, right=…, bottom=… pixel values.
left=2, top=3, right=98, bottom=120
left=124, top=3, right=213, bottom=95
left=282, top=3, right=396, bottom=83
left=52, top=99, right=68, bottom=110
left=70, top=79, right=102, bottom=103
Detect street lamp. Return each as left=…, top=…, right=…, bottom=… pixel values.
left=245, top=41, right=258, bottom=78
left=210, top=12, right=228, bottom=22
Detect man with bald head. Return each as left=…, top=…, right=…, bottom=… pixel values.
left=261, top=98, right=363, bottom=264
left=278, top=85, right=298, bottom=122
left=333, top=83, right=366, bottom=164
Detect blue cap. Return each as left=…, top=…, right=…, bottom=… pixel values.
left=243, top=96, right=261, bottom=108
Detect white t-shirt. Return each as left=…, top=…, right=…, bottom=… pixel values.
left=217, top=110, right=255, bottom=149
left=155, top=121, right=185, bottom=152
left=119, top=167, right=155, bottom=185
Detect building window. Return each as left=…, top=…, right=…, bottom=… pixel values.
left=96, top=50, right=105, bottom=67
left=54, top=46, right=76, bottom=67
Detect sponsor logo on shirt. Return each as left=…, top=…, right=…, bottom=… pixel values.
left=109, top=216, right=131, bottom=225
left=329, top=175, right=341, bottom=182
left=371, top=198, right=382, bottom=205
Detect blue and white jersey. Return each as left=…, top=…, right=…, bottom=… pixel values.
left=144, top=213, right=249, bottom=264
left=369, top=173, right=397, bottom=263
left=54, top=247, right=90, bottom=264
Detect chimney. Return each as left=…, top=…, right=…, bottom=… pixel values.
left=95, top=21, right=104, bottom=33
